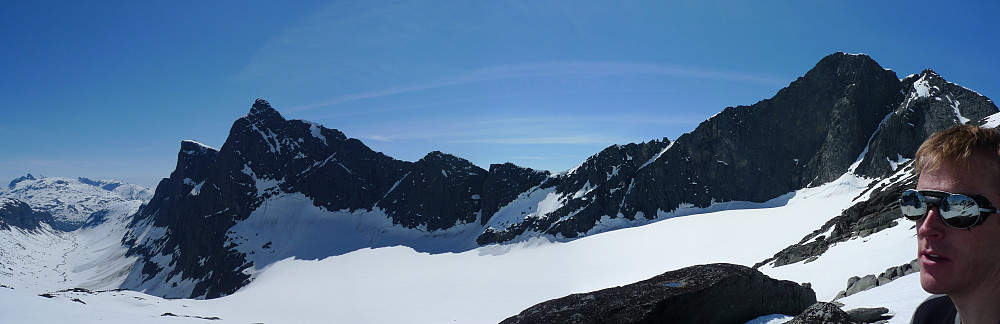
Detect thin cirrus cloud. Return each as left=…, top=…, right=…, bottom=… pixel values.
left=362, top=133, right=626, bottom=146
left=348, top=116, right=642, bottom=145
left=445, top=135, right=624, bottom=145
left=285, top=60, right=787, bottom=113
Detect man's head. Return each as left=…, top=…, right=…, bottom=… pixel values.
left=913, top=124, right=1000, bottom=296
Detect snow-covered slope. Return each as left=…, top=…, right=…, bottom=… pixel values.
left=0, top=198, right=142, bottom=294
left=1, top=176, right=148, bottom=294
left=0, top=174, right=928, bottom=323
left=1, top=175, right=152, bottom=230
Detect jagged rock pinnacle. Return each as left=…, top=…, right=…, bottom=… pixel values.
left=247, top=98, right=283, bottom=122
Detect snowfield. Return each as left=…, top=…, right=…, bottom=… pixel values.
left=0, top=173, right=929, bottom=323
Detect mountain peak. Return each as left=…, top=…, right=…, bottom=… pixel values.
left=916, top=69, right=945, bottom=84
left=247, top=98, right=283, bottom=122
left=418, top=151, right=479, bottom=170
left=180, top=140, right=218, bottom=155
left=422, top=150, right=450, bottom=160
left=8, top=173, right=37, bottom=189
left=821, top=51, right=875, bottom=62
left=805, top=52, right=885, bottom=81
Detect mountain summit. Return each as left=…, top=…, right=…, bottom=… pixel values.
left=120, top=53, right=997, bottom=299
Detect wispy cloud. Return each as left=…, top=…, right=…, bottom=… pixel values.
left=347, top=115, right=651, bottom=147
left=446, top=135, right=623, bottom=145
left=365, top=135, right=396, bottom=143
left=286, top=61, right=788, bottom=112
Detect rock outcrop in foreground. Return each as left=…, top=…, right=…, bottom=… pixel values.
left=500, top=263, right=816, bottom=324
left=786, top=302, right=894, bottom=324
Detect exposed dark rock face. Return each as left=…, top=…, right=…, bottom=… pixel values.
left=7, top=173, right=36, bottom=189
left=376, top=151, right=487, bottom=230
left=480, top=163, right=550, bottom=225
left=0, top=198, right=55, bottom=231
left=500, top=263, right=815, bottom=324
left=123, top=137, right=251, bottom=299
left=855, top=70, right=999, bottom=179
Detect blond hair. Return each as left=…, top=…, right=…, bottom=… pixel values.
left=914, top=124, right=1000, bottom=175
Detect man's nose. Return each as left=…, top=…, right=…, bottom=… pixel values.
left=917, top=205, right=947, bottom=238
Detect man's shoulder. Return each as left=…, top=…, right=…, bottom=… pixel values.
left=911, top=295, right=957, bottom=324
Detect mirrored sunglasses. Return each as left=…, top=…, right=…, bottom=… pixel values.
left=899, top=189, right=998, bottom=229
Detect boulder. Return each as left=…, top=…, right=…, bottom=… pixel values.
left=846, top=307, right=893, bottom=323
left=500, top=263, right=815, bottom=324
left=836, top=259, right=920, bottom=300
left=845, top=275, right=878, bottom=296
left=787, top=302, right=858, bottom=324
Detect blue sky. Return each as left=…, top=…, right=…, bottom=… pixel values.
left=2, top=1, right=999, bottom=188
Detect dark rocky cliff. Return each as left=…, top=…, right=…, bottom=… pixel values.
left=0, top=198, right=55, bottom=231
left=854, top=69, right=998, bottom=179
left=376, top=151, right=487, bottom=230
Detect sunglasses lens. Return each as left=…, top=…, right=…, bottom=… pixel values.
left=900, top=190, right=927, bottom=220
left=941, top=195, right=981, bottom=228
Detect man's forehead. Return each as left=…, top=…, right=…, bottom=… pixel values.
left=918, top=154, right=1000, bottom=195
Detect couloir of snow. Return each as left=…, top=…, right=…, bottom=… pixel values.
left=0, top=171, right=934, bottom=323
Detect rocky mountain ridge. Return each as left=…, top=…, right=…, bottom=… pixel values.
left=0, top=197, right=56, bottom=231
left=118, top=52, right=997, bottom=299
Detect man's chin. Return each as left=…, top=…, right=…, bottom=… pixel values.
left=920, top=271, right=952, bottom=294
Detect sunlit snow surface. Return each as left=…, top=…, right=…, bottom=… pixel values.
left=0, top=200, right=141, bottom=293
left=0, top=174, right=930, bottom=323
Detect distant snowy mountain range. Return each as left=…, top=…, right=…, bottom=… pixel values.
left=1, top=174, right=152, bottom=231
left=1, top=52, right=998, bottom=322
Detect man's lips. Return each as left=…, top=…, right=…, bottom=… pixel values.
left=921, top=250, right=950, bottom=263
